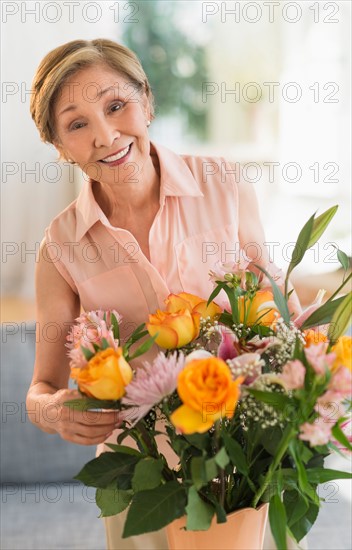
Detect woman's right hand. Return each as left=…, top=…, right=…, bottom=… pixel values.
left=45, top=388, right=121, bottom=445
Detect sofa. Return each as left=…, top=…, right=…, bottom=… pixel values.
left=1, top=322, right=105, bottom=550
left=1, top=322, right=351, bottom=550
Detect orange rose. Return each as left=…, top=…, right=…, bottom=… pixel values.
left=170, top=357, right=243, bottom=434
left=331, top=336, right=352, bottom=372
left=147, top=292, right=221, bottom=349
left=147, top=308, right=200, bottom=349
left=239, top=290, right=278, bottom=326
left=303, top=329, right=328, bottom=348
left=165, top=292, right=222, bottom=320
left=70, top=347, right=132, bottom=400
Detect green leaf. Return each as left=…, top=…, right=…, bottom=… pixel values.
left=132, top=457, right=163, bottom=492
left=308, top=205, right=338, bottom=249
left=191, top=457, right=207, bottom=490
left=269, top=494, right=288, bottom=550
left=336, top=247, right=350, bottom=271
left=223, top=285, right=240, bottom=323
left=286, top=213, right=315, bottom=283
left=331, top=423, right=352, bottom=452
left=105, top=444, right=143, bottom=457
left=125, top=323, right=148, bottom=346
left=186, top=486, right=214, bottom=531
left=205, top=493, right=227, bottom=523
left=328, top=292, right=352, bottom=343
left=128, top=334, right=158, bottom=361
left=255, top=265, right=291, bottom=324
left=223, top=434, right=248, bottom=475
left=289, top=500, right=319, bottom=542
left=328, top=272, right=352, bottom=302
left=289, top=441, right=317, bottom=501
left=207, top=282, right=226, bottom=307
left=122, top=481, right=186, bottom=537
left=111, top=313, right=120, bottom=341
left=81, top=345, right=94, bottom=361
left=306, top=468, right=352, bottom=484
left=214, top=448, right=229, bottom=469
left=185, top=433, right=211, bottom=451
left=205, top=458, right=218, bottom=483
left=248, top=389, right=292, bottom=411
left=74, top=452, right=140, bottom=489
left=283, top=490, right=308, bottom=528
left=191, top=457, right=218, bottom=489
left=301, top=295, right=345, bottom=329
left=96, top=485, right=132, bottom=517
left=101, top=337, right=110, bottom=350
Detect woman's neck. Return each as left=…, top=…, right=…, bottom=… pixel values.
left=92, top=149, right=161, bottom=224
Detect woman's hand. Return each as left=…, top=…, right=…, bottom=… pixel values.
left=45, top=388, right=121, bottom=445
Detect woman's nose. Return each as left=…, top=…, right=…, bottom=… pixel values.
left=94, top=119, right=120, bottom=148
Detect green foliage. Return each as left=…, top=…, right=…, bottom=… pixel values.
left=122, top=1, right=208, bottom=139
left=122, top=482, right=187, bottom=537
left=96, top=485, right=133, bottom=517
left=186, top=487, right=214, bottom=530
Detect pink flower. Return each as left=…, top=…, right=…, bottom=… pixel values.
left=328, top=366, right=352, bottom=398
left=121, top=352, right=186, bottom=426
left=279, top=360, right=306, bottom=390
left=209, top=251, right=252, bottom=288
left=258, top=262, right=285, bottom=289
left=315, top=391, right=347, bottom=422
left=217, top=326, right=277, bottom=362
left=299, top=417, right=333, bottom=446
left=305, top=343, right=336, bottom=375
left=66, top=309, right=121, bottom=368
left=217, top=326, right=240, bottom=361
left=294, top=290, right=326, bottom=329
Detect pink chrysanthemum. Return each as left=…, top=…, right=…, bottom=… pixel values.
left=121, top=352, right=186, bottom=426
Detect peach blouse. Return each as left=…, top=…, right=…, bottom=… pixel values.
left=45, top=141, right=248, bottom=340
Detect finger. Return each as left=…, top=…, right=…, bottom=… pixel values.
left=63, top=432, right=114, bottom=446
left=68, top=423, right=118, bottom=438
left=71, top=410, right=121, bottom=424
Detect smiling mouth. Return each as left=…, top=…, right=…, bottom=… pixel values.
left=99, top=144, right=132, bottom=163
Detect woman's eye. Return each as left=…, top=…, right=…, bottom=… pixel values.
left=69, top=121, right=85, bottom=131
left=110, top=101, right=125, bottom=113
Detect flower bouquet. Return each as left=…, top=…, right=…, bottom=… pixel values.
left=65, top=206, right=352, bottom=550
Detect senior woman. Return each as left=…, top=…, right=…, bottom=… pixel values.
left=26, top=39, right=301, bottom=550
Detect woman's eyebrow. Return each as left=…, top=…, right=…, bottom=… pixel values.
left=57, top=85, right=124, bottom=117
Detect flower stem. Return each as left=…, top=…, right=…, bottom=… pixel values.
left=252, top=424, right=295, bottom=508
left=135, top=421, right=158, bottom=458
left=215, top=421, right=226, bottom=508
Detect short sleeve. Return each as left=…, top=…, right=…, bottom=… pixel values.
left=44, top=226, right=78, bottom=295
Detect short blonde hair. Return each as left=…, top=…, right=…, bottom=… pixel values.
left=30, top=38, right=155, bottom=145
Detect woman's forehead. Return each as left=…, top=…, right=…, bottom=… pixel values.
left=54, top=65, right=134, bottom=112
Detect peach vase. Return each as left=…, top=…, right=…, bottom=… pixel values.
left=166, top=504, right=269, bottom=550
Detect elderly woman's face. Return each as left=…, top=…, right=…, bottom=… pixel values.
left=53, top=63, right=151, bottom=185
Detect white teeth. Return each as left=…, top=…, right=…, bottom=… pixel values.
left=101, top=145, right=130, bottom=163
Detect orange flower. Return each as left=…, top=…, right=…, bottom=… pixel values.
left=303, top=329, right=328, bottom=348
left=239, top=290, right=278, bottom=326
left=70, top=347, right=132, bottom=400
left=147, top=308, right=200, bottom=349
left=331, top=336, right=352, bottom=372
left=165, top=292, right=221, bottom=320
left=170, top=357, right=243, bottom=434
left=147, top=292, right=221, bottom=349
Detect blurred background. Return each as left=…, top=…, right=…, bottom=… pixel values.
left=1, top=0, right=351, bottom=316
left=1, top=1, right=351, bottom=549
